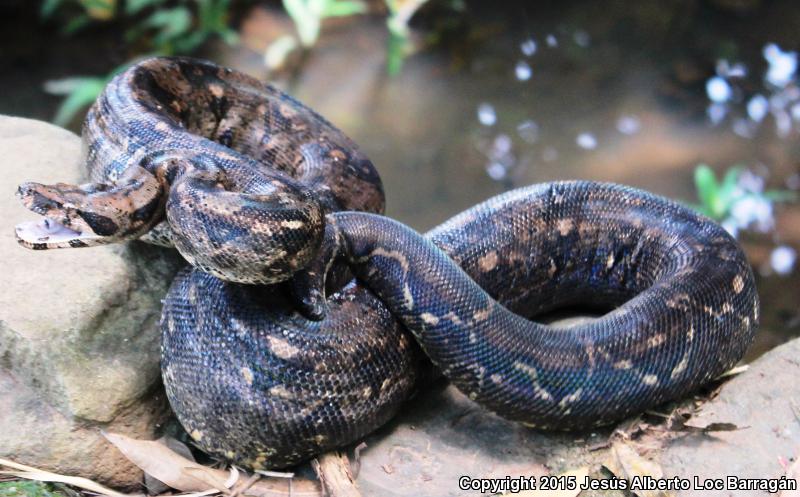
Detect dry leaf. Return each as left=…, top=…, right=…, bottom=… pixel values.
left=104, top=432, right=323, bottom=497
left=103, top=432, right=233, bottom=492
left=147, top=437, right=197, bottom=494
left=0, top=457, right=134, bottom=497
left=613, top=415, right=649, bottom=440
left=679, top=421, right=742, bottom=433
left=517, top=467, right=589, bottom=497
left=605, top=442, right=674, bottom=497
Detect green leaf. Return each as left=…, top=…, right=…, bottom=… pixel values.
left=125, top=0, right=167, bottom=15
left=40, top=0, right=65, bottom=18
left=142, top=7, right=192, bottom=47
left=61, top=13, right=91, bottom=34
left=763, top=190, right=798, bottom=202
left=197, top=0, right=229, bottom=30
left=218, top=28, right=239, bottom=45
left=43, top=76, right=102, bottom=95
left=46, top=77, right=107, bottom=126
left=283, top=0, right=320, bottom=47
left=386, top=31, right=407, bottom=75
left=171, top=31, right=207, bottom=53
left=79, top=0, right=115, bottom=20
left=322, top=0, right=367, bottom=17
left=718, top=164, right=742, bottom=198
left=694, top=164, right=724, bottom=218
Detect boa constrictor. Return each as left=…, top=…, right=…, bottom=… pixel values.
left=15, top=57, right=758, bottom=469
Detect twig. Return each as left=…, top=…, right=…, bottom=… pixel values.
left=229, top=473, right=261, bottom=497
left=350, top=443, right=367, bottom=479
left=311, top=452, right=361, bottom=497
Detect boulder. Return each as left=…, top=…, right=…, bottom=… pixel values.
left=660, top=337, right=800, bottom=495
left=0, top=116, right=183, bottom=488
left=355, top=336, right=800, bottom=496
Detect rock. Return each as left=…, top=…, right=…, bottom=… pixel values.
left=0, top=369, right=170, bottom=489
left=355, top=336, right=800, bottom=496
left=660, top=337, right=800, bottom=495
left=355, top=380, right=606, bottom=497
left=0, top=116, right=184, bottom=488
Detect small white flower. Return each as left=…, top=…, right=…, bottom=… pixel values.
left=616, top=115, right=641, bottom=135
left=520, top=39, right=537, bottom=56
left=490, top=134, right=512, bottom=158
left=764, top=43, right=797, bottom=87
left=737, top=169, right=765, bottom=193
left=747, top=94, right=768, bottom=122
left=707, top=103, right=728, bottom=124
left=730, top=195, right=774, bottom=232
left=706, top=76, right=732, bottom=103
left=721, top=218, right=739, bottom=238
left=486, top=162, right=506, bottom=180
left=515, top=61, right=532, bottom=81
left=716, top=59, right=747, bottom=78
left=477, top=103, right=497, bottom=126
left=576, top=132, right=597, bottom=150
left=770, top=245, right=797, bottom=275
left=791, top=102, right=800, bottom=122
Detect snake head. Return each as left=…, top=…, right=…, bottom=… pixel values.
left=15, top=181, right=117, bottom=248
left=287, top=218, right=349, bottom=321
left=15, top=167, right=164, bottom=249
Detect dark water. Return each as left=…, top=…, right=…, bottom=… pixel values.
left=1, top=0, right=798, bottom=360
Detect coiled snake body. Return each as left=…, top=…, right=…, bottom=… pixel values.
left=15, top=57, right=759, bottom=470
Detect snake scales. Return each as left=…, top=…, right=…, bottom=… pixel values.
left=15, top=57, right=759, bottom=470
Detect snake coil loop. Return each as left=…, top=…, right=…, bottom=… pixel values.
left=15, top=57, right=758, bottom=470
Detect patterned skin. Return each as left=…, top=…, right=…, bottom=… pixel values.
left=15, top=56, right=382, bottom=313
left=163, top=182, right=758, bottom=469
left=15, top=58, right=758, bottom=470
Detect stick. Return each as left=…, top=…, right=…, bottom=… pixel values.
left=311, top=452, right=361, bottom=497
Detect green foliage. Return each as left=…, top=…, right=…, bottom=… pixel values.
left=282, top=0, right=367, bottom=48
left=41, top=0, right=240, bottom=126
left=270, top=0, right=436, bottom=75
left=691, top=164, right=796, bottom=220
left=44, top=76, right=108, bottom=126
left=126, top=0, right=239, bottom=55
left=41, top=0, right=115, bottom=33
left=0, top=481, right=65, bottom=497
left=385, top=0, right=411, bottom=76
left=44, top=63, right=129, bottom=126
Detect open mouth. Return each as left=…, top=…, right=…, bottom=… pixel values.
left=14, top=217, right=93, bottom=248
left=14, top=182, right=102, bottom=249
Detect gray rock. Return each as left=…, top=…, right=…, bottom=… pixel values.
left=0, top=116, right=183, bottom=488
left=661, top=337, right=800, bottom=496
left=356, top=336, right=800, bottom=496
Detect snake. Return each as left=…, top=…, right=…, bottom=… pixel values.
left=15, top=56, right=759, bottom=470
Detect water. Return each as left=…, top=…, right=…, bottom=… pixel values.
left=1, top=0, right=798, bottom=360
